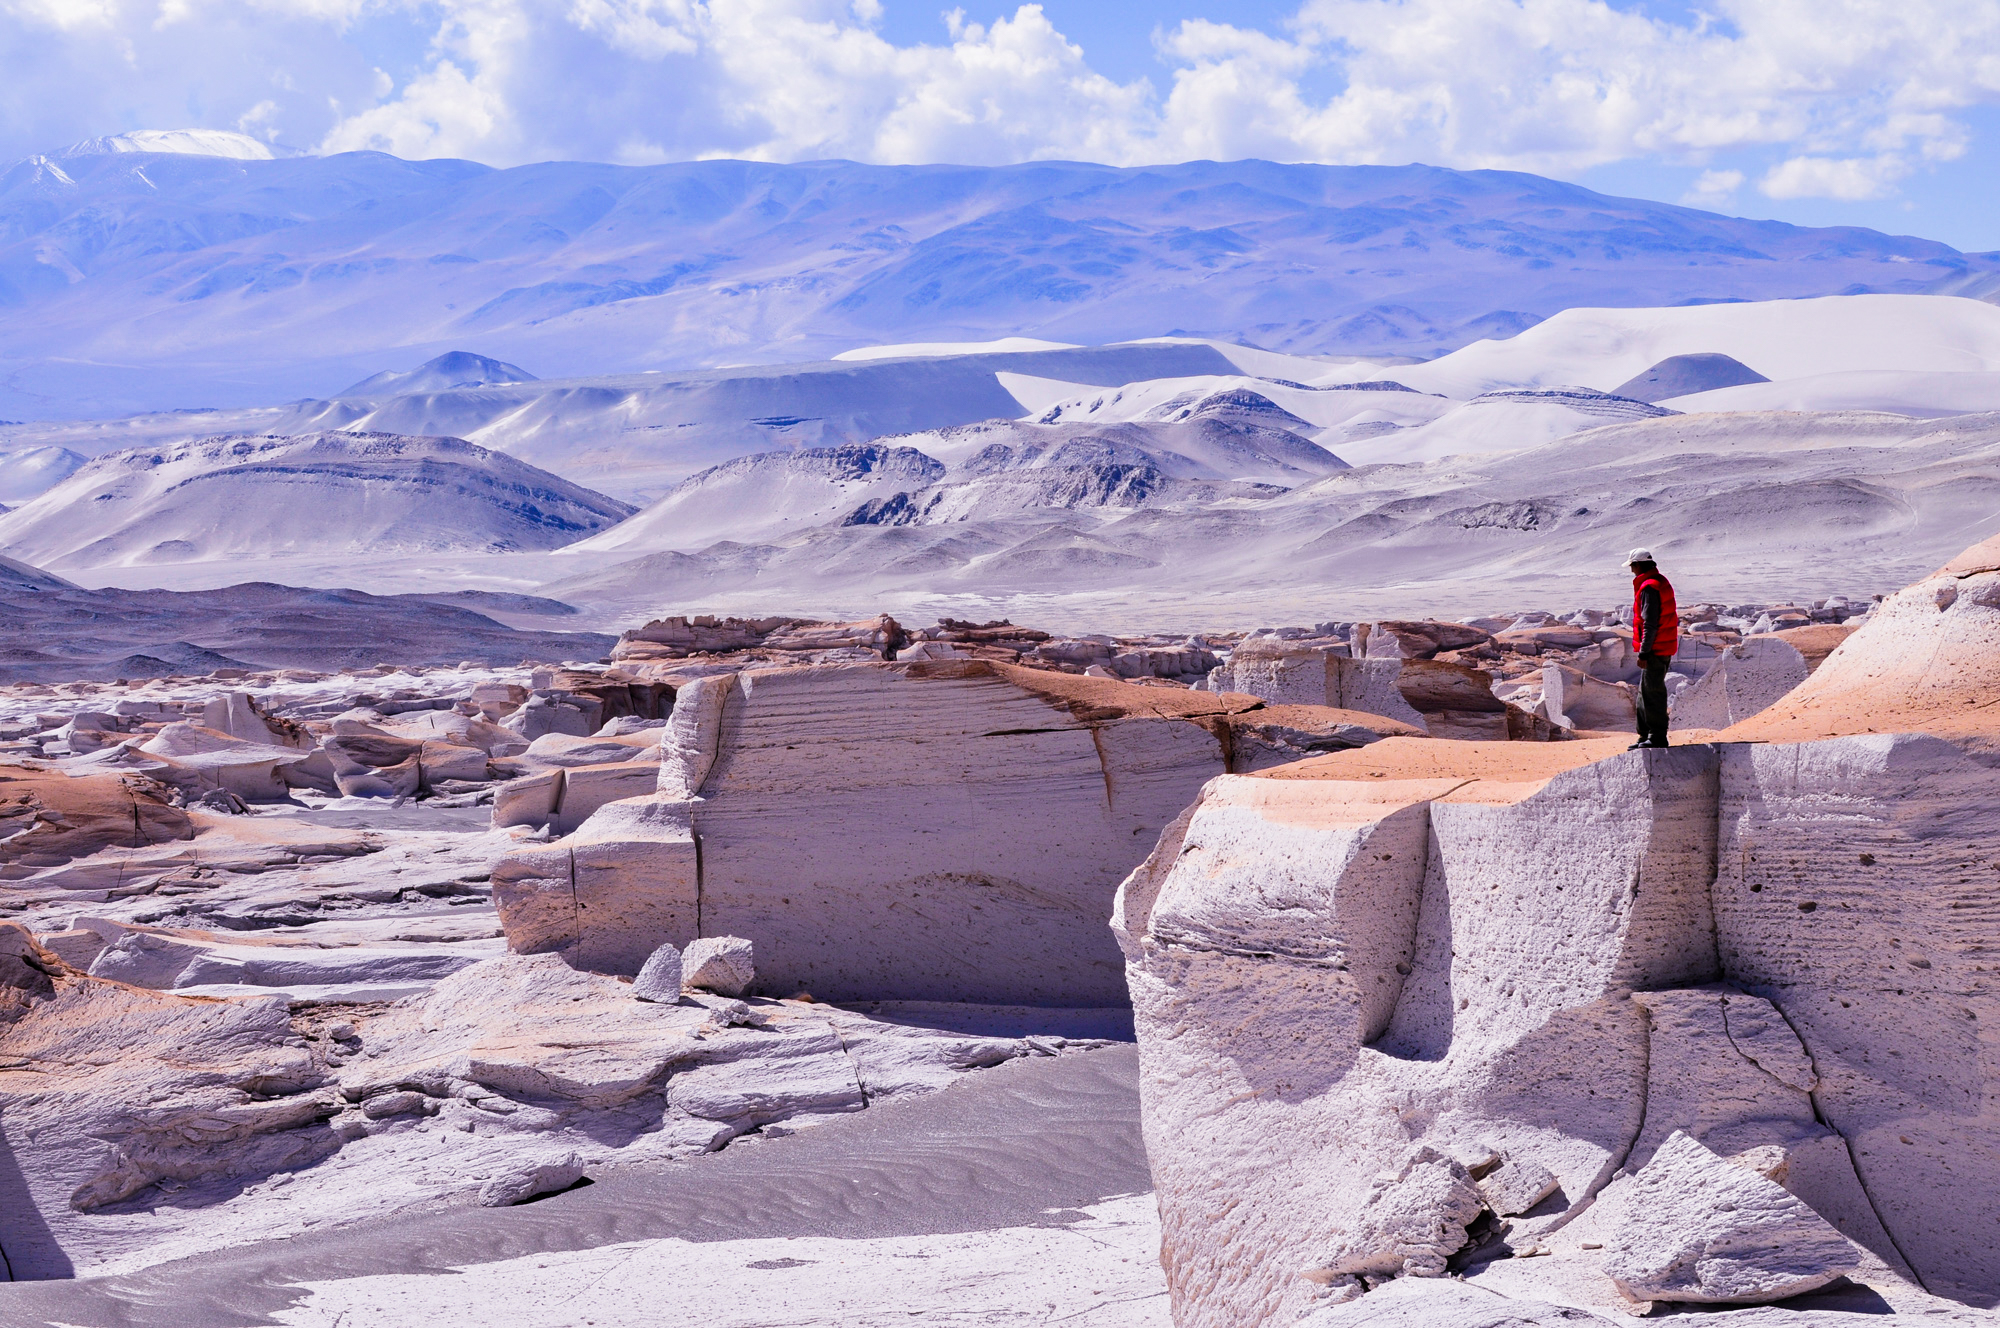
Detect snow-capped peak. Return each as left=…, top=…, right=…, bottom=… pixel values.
left=54, top=129, right=301, bottom=161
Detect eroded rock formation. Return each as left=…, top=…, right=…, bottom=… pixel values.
left=1117, top=536, right=2000, bottom=1322
left=494, top=661, right=1423, bottom=1004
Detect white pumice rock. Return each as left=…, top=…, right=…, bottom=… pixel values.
left=681, top=935, right=755, bottom=996
left=477, top=1151, right=585, bottom=1207
left=0, top=928, right=1072, bottom=1279
left=522, top=732, right=651, bottom=768
left=1477, top=1155, right=1560, bottom=1217
left=1117, top=740, right=1800, bottom=1325
left=1216, top=642, right=1428, bottom=731
left=631, top=939, right=684, bottom=1001
left=1306, top=1146, right=1487, bottom=1289
left=495, top=661, right=1417, bottom=1004
left=1125, top=538, right=2000, bottom=1325
left=492, top=795, right=698, bottom=975
left=1599, top=1131, right=1857, bottom=1305
left=1667, top=635, right=1809, bottom=729
left=1713, top=731, right=2000, bottom=1301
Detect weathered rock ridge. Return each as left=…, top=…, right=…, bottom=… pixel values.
left=1118, top=536, right=2000, bottom=1322
left=493, top=660, right=1422, bottom=1005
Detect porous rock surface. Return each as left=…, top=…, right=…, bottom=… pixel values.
left=1118, top=533, right=2000, bottom=1324
left=1668, top=634, right=1809, bottom=729
left=1598, top=1131, right=1855, bottom=1304
left=494, top=660, right=1420, bottom=1005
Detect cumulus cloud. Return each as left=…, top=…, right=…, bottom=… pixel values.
left=1760, top=154, right=1909, bottom=201
left=1683, top=169, right=1745, bottom=208
left=1, top=0, right=1997, bottom=205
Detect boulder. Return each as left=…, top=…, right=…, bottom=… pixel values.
left=492, top=796, right=698, bottom=976
left=1114, top=737, right=1821, bottom=1325
left=682, top=936, right=754, bottom=997
left=199, top=692, right=310, bottom=749
left=1358, top=621, right=1493, bottom=660
left=632, top=941, right=684, bottom=1002
left=1668, top=635, right=1809, bottom=729
left=478, top=1152, right=585, bottom=1207
left=138, top=723, right=318, bottom=802
left=611, top=614, right=804, bottom=659
left=1476, top=1156, right=1558, bottom=1218
left=1601, top=1131, right=1856, bottom=1305
left=501, top=692, right=600, bottom=739
left=1303, top=1147, right=1486, bottom=1297
left=1215, top=641, right=1428, bottom=730
left=1393, top=659, right=1507, bottom=740
left=419, top=741, right=490, bottom=786
left=523, top=732, right=656, bottom=768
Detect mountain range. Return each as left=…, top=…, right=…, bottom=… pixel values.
left=4, top=141, right=1998, bottom=420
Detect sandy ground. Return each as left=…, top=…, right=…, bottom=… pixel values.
left=0, top=1046, right=1158, bottom=1328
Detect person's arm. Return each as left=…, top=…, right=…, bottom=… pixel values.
left=1637, top=585, right=1661, bottom=657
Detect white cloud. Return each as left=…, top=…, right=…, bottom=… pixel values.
left=1, top=0, right=1998, bottom=207
left=1682, top=168, right=1744, bottom=208
left=1760, top=153, right=1909, bottom=200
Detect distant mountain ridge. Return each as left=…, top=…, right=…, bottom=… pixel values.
left=0, top=430, right=633, bottom=569
left=1, top=149, right=1995, bottom=419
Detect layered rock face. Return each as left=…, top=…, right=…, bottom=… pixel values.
left=1119, top=535, right=2000, bottom=1322
left=494, top=661, right=1421, bottom=1005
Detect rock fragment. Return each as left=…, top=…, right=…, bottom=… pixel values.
left=632, top=941, right=684, bottom=1002
left=1476, top=1156, right=1559, bottom=1217
left=1602, top=1131, right=1856, bottom=1305
left=478, top=1152, right=586, bottom=1207
left=682, top=936, right=755, bottom=997
left=1306, top=1147, right=1486, bottom=1295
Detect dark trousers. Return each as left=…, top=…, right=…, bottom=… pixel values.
left=1636, top=653, right=1671, bottom=744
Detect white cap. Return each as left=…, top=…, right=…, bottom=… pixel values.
left=1626, top=547, right=1655, bottom=565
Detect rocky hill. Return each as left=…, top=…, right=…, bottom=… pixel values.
left=0, top=431, right=633, bottom=570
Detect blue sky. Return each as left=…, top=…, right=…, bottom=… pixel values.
left=5, top=0, right=1997, bottom=251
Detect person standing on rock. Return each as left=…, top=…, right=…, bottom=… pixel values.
left=1628, top=549, right=1679, bottom=749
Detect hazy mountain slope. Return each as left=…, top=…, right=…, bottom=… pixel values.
left=2, top=150, right=1995, bottom=418
left=0, top=431, right=633, bottom=570
left=0, top=341, right=1262, bottom=498
left=6, top=294, right=1998, bottom=509
left=1611, top=352, right=1768, bottom=402
left=0, top=444, right=85, bottom=501
left=1331, top=389, right=1676, bottom=465
left=578, top=443, right=949, bottom=553
left=536, top=411, right=2000, bottom=627
left=339, top=350, right=536, bottom=397
left=0, top=551, right=73, bottom=591
left=569, top=411, right=1339, bottom=559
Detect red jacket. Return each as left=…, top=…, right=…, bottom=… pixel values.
left=1632, top=570, right=1679, bottom=657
